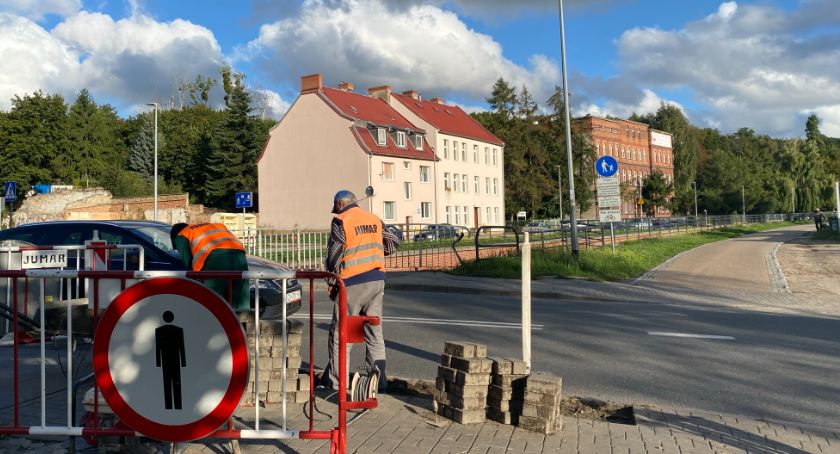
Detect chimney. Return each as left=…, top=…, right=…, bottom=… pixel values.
left=301, top=73, right=323, bottom=94
left=368, top=85, right=391, bottom=103
left=337, top=81, right=354, bottom=92
left=430, top=97, right=443, bottom=104
left=402, top=90, right=421, bottom=100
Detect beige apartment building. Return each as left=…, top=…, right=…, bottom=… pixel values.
left=257, top=74, right=437, bottom=229
left=386, top=90, right=506, bottom=227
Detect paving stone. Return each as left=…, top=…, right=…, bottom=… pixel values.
left=433, top=390, right=487, bottom=410
left=489, top=357, right=513, bottom=375
left=444, top=341, right=477, bottom=358
left=449, top=356, right=493, bottom=374
left=455, top=370, right=491, bottom=386
left=525, top=373, right=562, bottom=395
left=492, top=373, right=528, bottom=388
left=521, top=402, right=558, bottom=421
left=518, top=414, right=561, bottom=434
left=440, top=353, right=453, bottom=367
left=488, top=384, right=524, bottom=401
left=486, top=395, right=523, bottom=413
left=487, top=407, right=519, bottom=425
left=523, top=390, right=561, bottom=407
left=435, top=404, right=486, bottom=424
left=437, top=365, right=457, bottom=382
left=435, top=380, right=488, bottom=398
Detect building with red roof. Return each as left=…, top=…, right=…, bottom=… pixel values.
left=388, top=89, right=506, bottom=227
left=257, top=74, right=438, bottom=229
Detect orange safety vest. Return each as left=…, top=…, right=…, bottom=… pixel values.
left=336, top=207, right=385, bottom=279
left=177, top=223, right=245, bottom=271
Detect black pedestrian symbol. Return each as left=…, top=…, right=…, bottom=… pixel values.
left=155, top=311, right=186, bottom=410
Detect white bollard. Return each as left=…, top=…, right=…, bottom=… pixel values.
left=522, top=232, right=531, bottom=373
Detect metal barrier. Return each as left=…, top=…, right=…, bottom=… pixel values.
left=0, top=269, right=376, bottom=454
left=474, top=226, right=520, bottom=263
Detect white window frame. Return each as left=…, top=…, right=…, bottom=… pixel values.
left=404, top=182, right=412, bottom=200
left=463, top=206, right=470, bottom=226
left=484, top=147, right=490, bottom=165
left=461, top=174, right=468, bottom=193
left=412, top=134, right=423, bottom=150
left=453, top=141, right=459, bottom=161
left=443, top=139, right=449, bottom=159
left=493, top=178, right=499, bottom=196
left=473, top=144, right=478, bottom=163
left=492, top=149, right=498, bottom=166
left=421, top=202, right=431, bottom=219
left=455, top=206, right=461, bottom=225
left=453, top=173, right=460, bottom=192
left=445, top=206, right=451, bottom=223
left=377, top=128, right=387, bottom=146
left=383, top=201, right=396, bottom=220
left=419, top=165, right=430, bottom=183
left=444, top=172, right=451, bottom=190
left=395, top=131, right=407, bottom=148
left=403, top=161, right=412, bottom=170
left=485, top=177, right=491, bottom=194
left=494, top=207, right=499, bottom=224
left=486, top=207, right=491, bottom=225
left=461, top=143, right=467, bottom=161
left=474, top=176, right=479, bottom=194
left=382, top=162, right=394, bottom=181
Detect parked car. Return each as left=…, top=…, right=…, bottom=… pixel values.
left=385, top=224, right=404, bottom=241
left=523, top=222, right=549, bottom=233
left=413, top=224, right=459, bottom=241
left=0, top=221, right=302, bottom=315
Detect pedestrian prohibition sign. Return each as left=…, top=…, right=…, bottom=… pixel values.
left=93, top=277, right=248, bottom=442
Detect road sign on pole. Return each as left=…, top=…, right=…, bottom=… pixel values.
left=93, top=277, right=248, bottom=442
left=4, top=182, right=16, bottom=202
left=595, top=156, right=618, bottom=178
left=235, top=192, right=253, bottom=209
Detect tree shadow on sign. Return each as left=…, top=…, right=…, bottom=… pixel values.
left=637, top=408, right=818, bottom=454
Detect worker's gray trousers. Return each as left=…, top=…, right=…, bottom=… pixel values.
left=326, top=280, right=386, bottom=390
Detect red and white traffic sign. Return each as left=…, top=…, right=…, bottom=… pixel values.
left=93, top=277, right=248, bottom=442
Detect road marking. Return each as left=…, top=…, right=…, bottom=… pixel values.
left=292, top=314, right=544, bottom=330
left=648, top=331, right=735, bottom=340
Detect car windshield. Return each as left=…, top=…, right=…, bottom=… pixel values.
left=124, top=225, right=176, bottom=253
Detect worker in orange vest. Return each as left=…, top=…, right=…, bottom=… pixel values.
left=170, top=223, right=249, bottom=310
left=318, top=190, right=400, bottom=393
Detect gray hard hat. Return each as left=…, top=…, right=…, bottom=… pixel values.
left=332, top=190, right=357, bottom=213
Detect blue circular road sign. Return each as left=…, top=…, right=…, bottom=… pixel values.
left=595, top=156, right=618, bottom=177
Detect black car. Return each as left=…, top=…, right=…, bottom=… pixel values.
left=413, top=223, right=459, bottom=241
left=0, top=221, right=302, bottom=315
left=385, top=224, right=404, bottom=241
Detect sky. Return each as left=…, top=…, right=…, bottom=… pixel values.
left=0, top=0, right=838, bottom=138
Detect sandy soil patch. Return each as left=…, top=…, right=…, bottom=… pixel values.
left=777, top=236, right=840, bottom=297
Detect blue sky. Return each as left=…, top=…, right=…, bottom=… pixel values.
left=1, top=0, right=838, bottom=137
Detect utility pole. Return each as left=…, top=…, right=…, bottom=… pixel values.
left=692, top=181, right=698, bottom=226
left=146, top=102, right=159, bottom=222
left=559, top=0, right=579, bottom=257
left=742, top=185, right=746, bottom=223
left=557, top=166, right=563, bottom=222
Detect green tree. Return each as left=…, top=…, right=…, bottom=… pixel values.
left=128, top=115, right=155, bottom=180
left=487, top=78, right=516, bottom=120
left=647, top=104, right=700, bottom=214
left=516, top=85, right=537, bottom=120
left=642, top=170, right=674, bottom=216
left=67, top=89, right=126, bottom=185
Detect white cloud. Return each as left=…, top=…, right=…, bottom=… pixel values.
left=576, top=88, right=682, bottom=120
left=612, top=0, right=840, bottom=137
left=0, top=10, right=227, bottom=112
left=252, top=88, right=290, bottom=119
left=241, top=0, right=559, bottom=105
left=0, top=0, right=81, bottom=20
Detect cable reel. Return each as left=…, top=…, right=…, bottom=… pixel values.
left=349, top=366, right=379, bottom=402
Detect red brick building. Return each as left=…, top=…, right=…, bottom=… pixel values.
left=573, top=115, right=674, bottom=218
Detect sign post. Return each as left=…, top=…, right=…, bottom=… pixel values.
left=93, top=277, right=248, bottom=442
left=595, top=157, right=620, bottom=253
left=235, top=192, right=253, bottom=235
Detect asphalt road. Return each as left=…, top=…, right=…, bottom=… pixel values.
left=295, top=289, right=840, bottom=428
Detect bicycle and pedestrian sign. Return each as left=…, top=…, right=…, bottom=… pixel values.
left=93, top=277, right=248, bottom=442
left=235, top=192, right=253, bottom=209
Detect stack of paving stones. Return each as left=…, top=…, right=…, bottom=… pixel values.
left=486, top=357, right=528, bottom=425
left=518, top=372, right=563, bottom=434
left=240, top=315, right=310, bottom=406
left=434, top=341, right=492, bottom=424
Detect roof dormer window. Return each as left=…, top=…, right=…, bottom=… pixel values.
left=377, top=127, right=387, bottom=146
left=412, top=134, right=423, bottom=150
left=395, top=131, right=407, bottom=148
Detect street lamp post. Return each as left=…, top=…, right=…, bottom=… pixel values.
left=741, top=185, right=746, bottom=224
left=558, top=0, right=579, bottom=257
left=146, top=103, right=159, bottom=222
left=557, top=166, right=563, bottom=222
left=692, top=181, right=698, bottom=227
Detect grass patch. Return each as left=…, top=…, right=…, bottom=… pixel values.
left=451, top=222, right=799, bottom=281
